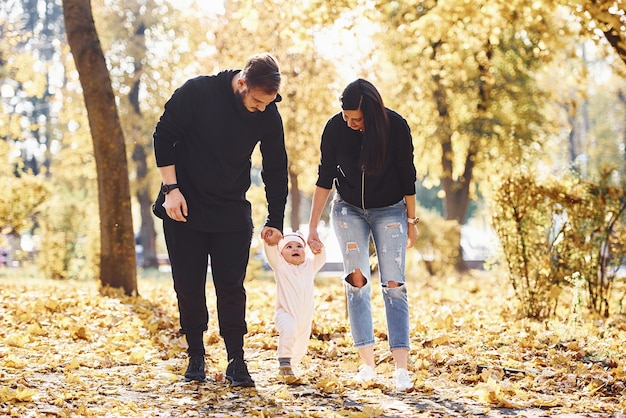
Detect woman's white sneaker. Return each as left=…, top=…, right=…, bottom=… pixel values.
left=354, top=364, right=377, bottom=383
left=393, top=368, right=412, bottom=391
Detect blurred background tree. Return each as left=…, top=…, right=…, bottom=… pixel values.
left=63, top=0, right=137, bottom=295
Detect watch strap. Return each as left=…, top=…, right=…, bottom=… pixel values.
left=161, top=183, right=179, bottom=194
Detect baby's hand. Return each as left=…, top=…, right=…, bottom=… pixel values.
left=308, top=238, right=324, bottom=254
left=261, top=226, right=282, bottom=245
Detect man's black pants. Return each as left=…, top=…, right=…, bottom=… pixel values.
left=163, top=218, right=252, bottom=360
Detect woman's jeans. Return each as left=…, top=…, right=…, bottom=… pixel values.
left=331, top=197, right=411, bottom=351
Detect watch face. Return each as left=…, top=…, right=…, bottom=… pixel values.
left=162, top=184, right=178, bottom=194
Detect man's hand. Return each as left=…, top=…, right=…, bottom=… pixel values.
left=261, top=226, right=282, bottom=245
left=163, top=189, right=188, bottom=222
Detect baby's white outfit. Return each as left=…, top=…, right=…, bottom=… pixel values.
left=264, top=241, right=326, bottom=366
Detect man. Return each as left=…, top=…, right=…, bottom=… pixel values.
left=152, top=53, right=288, bottom=387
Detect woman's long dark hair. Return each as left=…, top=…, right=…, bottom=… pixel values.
left=340, top=79, right=389, bottom=176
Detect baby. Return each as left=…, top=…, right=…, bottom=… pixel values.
left=263, top=231, right=326, bottom=376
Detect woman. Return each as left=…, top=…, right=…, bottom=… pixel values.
left=307, top=79, right=418, bottom=391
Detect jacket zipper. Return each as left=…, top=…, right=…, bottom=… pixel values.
left=361, top=170, right=365, bottom=209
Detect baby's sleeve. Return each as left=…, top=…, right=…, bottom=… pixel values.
left=312, top=247, right=327, bottom=273
left=263, top=242, right=280, bottom=270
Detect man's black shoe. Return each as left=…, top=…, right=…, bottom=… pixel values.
left=184, top=355, right=206, bottom=382
left=225, top=357, right=255, bottom=387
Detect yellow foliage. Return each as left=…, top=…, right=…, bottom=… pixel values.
left=492, top=172, right=626, bottom=318
left=0, top=174, right=49, bottom=235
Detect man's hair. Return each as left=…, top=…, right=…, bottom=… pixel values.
left=241, top=53, right=281, bottom=94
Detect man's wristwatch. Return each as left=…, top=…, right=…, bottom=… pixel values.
left=407, top=217, right=420, bottom=225
left=161, top=183, right=179, bottom=195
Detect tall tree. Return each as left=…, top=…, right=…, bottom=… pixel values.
left=0, top=0, right=57, bottom=176
left=93, top=0, right=161, bottom=268
left=62, top=0, right=137, bottom=295
left=373, top=0, right=559, bottom=269
left=306, top=0, right=624, bottom=268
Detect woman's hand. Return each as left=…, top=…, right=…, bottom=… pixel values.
left=307, top=229, right=324, bottom=254
left=406, top=223, right=419, bottom=248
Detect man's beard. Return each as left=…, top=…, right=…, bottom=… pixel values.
left=234, top=88, right=256, bottom=113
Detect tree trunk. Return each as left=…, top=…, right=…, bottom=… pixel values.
left=431, top=41, right=467, bottom=271
left=63, top=0, right=137, bottom=295
left=133, top=144, right=158, bottom=268
left=289, top=170, right=301, bottom=231
left=127, top=20, right=158, bottom=269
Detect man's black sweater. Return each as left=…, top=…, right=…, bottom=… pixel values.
left=153, top=70, right=288, bottom=232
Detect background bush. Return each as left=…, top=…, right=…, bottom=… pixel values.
left=492, top=171, right=626, bottom=319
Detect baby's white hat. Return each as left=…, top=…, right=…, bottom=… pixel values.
left=278, top=231, right=306, bottom=253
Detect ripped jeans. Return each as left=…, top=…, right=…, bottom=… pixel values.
left=331, top=196, right=410, bottom=350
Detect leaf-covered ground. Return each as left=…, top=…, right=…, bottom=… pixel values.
left=1, top=269, right=625, bottom=417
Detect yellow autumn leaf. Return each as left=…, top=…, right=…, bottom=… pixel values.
left=316, top=376, right=342, bottom=393
left=532, top=395, right=561, bottom=407
left=497, top=397, right=524, bottom=409
left=429, top=307, right=455, bottom=329
left=45, top=298, right=59, bottom=311
left=8, top=388, right=38, bottom=402
left=155, top=372, right=180, bottom=382
left=65, top=372, right=82, bottom=384
left=27, top=322, right=46, bottom=336
left=3, top=354, right=27, bottom=369
left=412, top=322, right=428, bottom=333
left=5, top=333, right=30, bottom=348
left=129, top=348, right=146, bottom=364
left=274, top=388, right=292, bottom=399
left=65, top=358, right=81, bottom=370
left=361, top=406, right=384, bottom=416
left=347, top=412, right=373, bottom=418
left=0, top=388, right=10, bottom=403
left=281, top=375, right=302, bottom=385
left=73, top=325, right=89, bottom=340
